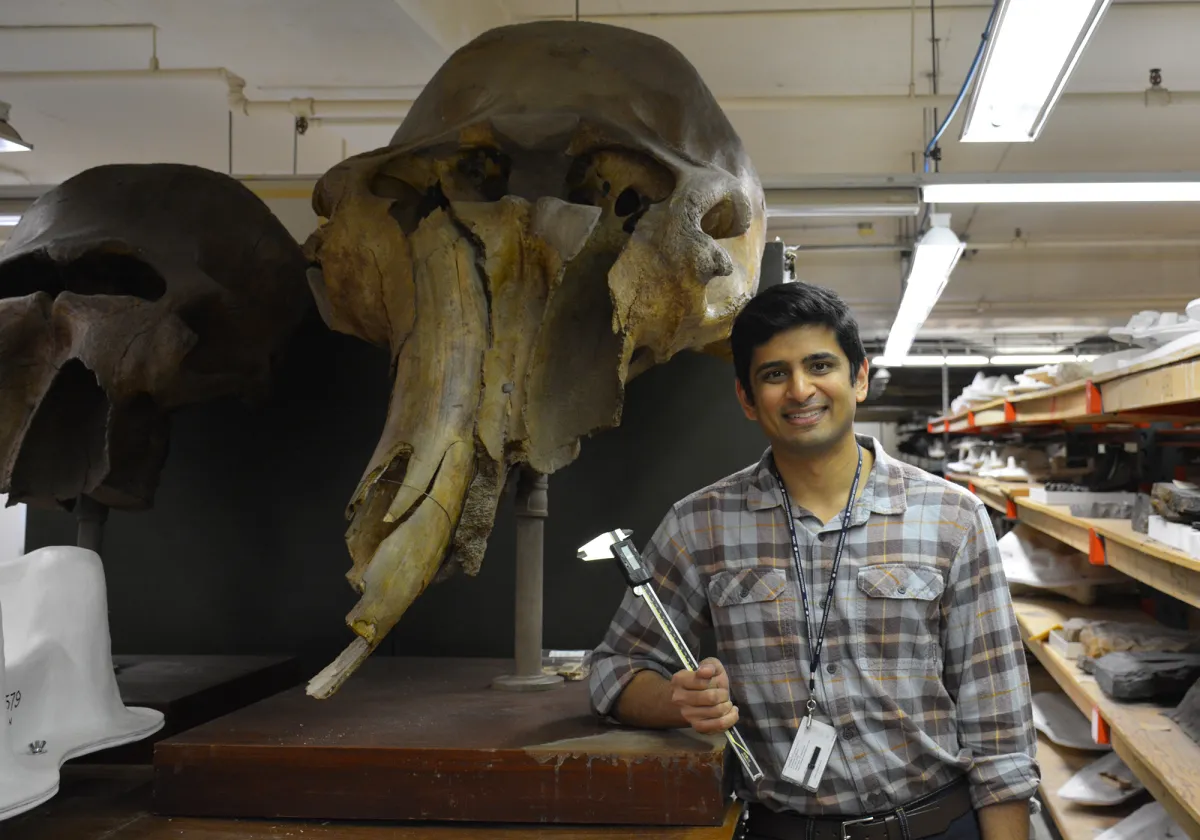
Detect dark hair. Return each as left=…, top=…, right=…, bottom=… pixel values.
left=731, top=282, right=866, bottom=399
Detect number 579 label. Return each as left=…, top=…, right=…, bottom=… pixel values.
left=5, top=690, right=21, bottom=724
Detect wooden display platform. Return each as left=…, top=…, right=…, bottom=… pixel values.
left=83, top=654, right=304, bottom=763
left=152, top=657, right=731, bottom=826
left=5, top=765, right=742, bottom=840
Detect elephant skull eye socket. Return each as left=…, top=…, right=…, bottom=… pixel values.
left=564, top=148, right=675, bottom=232
left=0, top=250, right=167, bottom=302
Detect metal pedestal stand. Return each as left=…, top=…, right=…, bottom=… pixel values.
left=492, top=468, right=563, bottom=692
left=76, top=495, right=109, bottom=554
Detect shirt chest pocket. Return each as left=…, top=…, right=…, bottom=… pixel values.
left=852, top=563, right=945, bottom=674
left=707, top=568, right=798, bottom=673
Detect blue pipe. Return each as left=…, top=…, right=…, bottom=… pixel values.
left=924, top=1, right=1001, bottom=173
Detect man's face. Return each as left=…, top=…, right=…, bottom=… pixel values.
left=735, top=325, right=869, bottom=455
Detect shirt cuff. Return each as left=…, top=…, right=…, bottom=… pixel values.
left=968, top=753, right=1041, bottom=809
left=588, top=653, right=675, bottom=720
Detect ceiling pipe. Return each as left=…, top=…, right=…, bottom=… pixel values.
left=0, top=23, right=160, bottom=70
left=0, top=67, right=1191, bottom=119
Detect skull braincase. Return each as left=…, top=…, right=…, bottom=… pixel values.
left=305, top=20, right=766, bottom=696
left=0, top=163, right=310, bottom=511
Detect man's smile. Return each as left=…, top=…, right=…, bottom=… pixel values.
left=782, top=405, right=827, bottom=427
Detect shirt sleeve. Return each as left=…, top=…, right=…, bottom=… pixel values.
left=587, top=504, right=712, bottom=719
left=941, top=502, right=1041, bottom=809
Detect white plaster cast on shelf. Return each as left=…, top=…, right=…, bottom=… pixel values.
left=0, top=546, right=163, bottom=821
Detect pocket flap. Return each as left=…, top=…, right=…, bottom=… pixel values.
left=857, top=564, right=944, bottom=601
left=708, top=568, right=787, bottom=608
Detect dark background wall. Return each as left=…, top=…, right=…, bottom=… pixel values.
left=26, top=310, right=772, bottom=665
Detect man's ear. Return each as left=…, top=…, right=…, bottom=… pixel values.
left=854, top=359, right=870, bottom=403
left=735, top=378, right=758, bottom=421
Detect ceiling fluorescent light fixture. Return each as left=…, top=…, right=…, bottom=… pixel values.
left=992, top=344, right=1070, bottom=354
left=881, top=214, right=965, bottom=363
left=988, top=354, right=1098, bottom=366
left=960, top=0, right=1113, bottom=143
left=0, top=214, right=20, bottom=227
left=0, top=102, right=32, bottom=152
left=924, top=177, right=1200, bottom=204
left=766, top=188, right=921, bottom=219
left=872, top=355, right=989, bottom=367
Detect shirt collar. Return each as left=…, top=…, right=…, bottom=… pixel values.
left=746, top=434, right=909, bottom=519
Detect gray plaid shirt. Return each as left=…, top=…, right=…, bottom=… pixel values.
left=588, top=436, right=1038, bottom=817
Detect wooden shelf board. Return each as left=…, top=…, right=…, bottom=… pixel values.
left=928, top=346, right=1200, bottom=429
left=1102, top=350, right=1200, bottom=413
left=1012, top=598, right=1200, bottom=839
left=1014, top=499, right=1200, bottom=615
left=1014, top=498, right=1092, bottom=554
left=949, top=474, right=1037, bottom=517
left=1092, top=343, right=1200, bottom=387
left=1085, top=519, right=1200, bottom=611
left=1092, top=519, right=1200, bottom=574
left=1010, top=383, right=1090, bottom=425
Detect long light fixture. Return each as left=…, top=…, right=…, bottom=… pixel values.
left=0, top=215, right=20, bottom=227
left=960, top=0, right=1113, bottom=143
left=924, top=178, right=1200, bottom=204
left=881, top=214, right=965, bottom=365
left=0, top=102, right=32, bottom=153
left=989, top=354, right=1098, bottom=366
left=766, top=188, right=921, bottom=219
left=872, top=355, right=989, bottom=368
left=992, top=344, right=1070, bottom=354
left=872, top=353, right=1099, bottom=368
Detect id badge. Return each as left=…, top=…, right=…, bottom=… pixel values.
left=781, top=715, right=837, bottom=792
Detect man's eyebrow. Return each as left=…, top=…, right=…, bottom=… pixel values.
left=804, top=352, right=839, bottom=364
left=753, top=359, right=786, bottom=376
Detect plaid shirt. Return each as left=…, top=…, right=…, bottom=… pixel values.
left=588, top=436, right=1038, bottom=817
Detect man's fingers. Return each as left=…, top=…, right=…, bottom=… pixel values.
left=699, top=657, right=726, bottom=678
left=680, top=699, right=734, bottom=722
left=671, top=687, right=729, bottom=708
left=672, top=670, right=713, bottom=691
left=672, top=659, right=729, bottom=691
left=691, top=705, right=739, bottom=734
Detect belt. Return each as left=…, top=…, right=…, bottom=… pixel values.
left=744, top=778, right=973, bottom=840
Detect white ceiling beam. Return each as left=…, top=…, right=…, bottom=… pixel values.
left=393, top=0, right=512, bottom=57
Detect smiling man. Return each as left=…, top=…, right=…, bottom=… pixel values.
left=588, top=282, right=1038, bottom=840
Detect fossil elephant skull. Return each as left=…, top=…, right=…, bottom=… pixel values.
left=0, top=163, right=310, bottom=512
left=305, top=20, right=766, bottom=697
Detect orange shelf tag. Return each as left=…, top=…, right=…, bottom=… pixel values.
left=1088, top=529, right=1107, bottom=566
left=1004, top=402, right=1016, bottom=423
left=1091, top=707, right=1111, bottom=745
left=1085, top=381, right=1103, bottom=415
left=968, top=482, right=977, bottom=495
left=967, top=411, right=977, bottom=430
left=943, top=420, right=950, bottom=434
left=1006, top=499, right=1018, bottom=519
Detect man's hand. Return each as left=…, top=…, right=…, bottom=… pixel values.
left=670, top=657, right=739, bottom=734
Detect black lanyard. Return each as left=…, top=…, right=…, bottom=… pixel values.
left=774, top=445, right=863, bottom=697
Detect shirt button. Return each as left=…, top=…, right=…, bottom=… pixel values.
left=896, top=586, right=907, bottom=595
left=841, top=725, right=858, bottom=740
left=825, top=663, right=838, bottom=674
